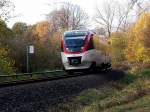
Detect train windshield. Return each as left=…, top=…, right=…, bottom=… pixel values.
left=63, top=31, right=88, bottom=52
left=64, top=35, right=86, bottom=52
left=64, top=37, right=84, bottom=47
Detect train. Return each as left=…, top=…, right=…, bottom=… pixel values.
left=61, top=30, right=111, bottom=74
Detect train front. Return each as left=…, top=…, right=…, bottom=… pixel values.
left=61, top=30, right=94, bottom=71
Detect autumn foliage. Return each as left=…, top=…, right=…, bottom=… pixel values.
left=125, top=13, right=150, bottom=69
left=108, top=12, right=150, bottom=71
left=0, top=1, right=149, bottom=74
left=0, top=48, right=15, bottom=74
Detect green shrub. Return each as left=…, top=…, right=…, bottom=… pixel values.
left=141, top=69, right=150, bottom=78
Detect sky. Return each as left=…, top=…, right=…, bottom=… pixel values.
left=7, top=0, right=103, bottom=28
left=7, top=0, right=138, bottom=29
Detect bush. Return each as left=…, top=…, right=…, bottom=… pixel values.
left=109, top=32, right=128, bottom=68
left=0, top=48, right=15, bottom=74
left=112, top=61, right=130, bottom=70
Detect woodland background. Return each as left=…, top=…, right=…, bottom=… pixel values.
left=0, top=0, right=149, bottom=74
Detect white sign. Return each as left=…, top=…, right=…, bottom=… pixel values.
left=29, top=45, right=34, bottom=54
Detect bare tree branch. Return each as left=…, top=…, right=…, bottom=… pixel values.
left=47, top=2, right=89, bottom=31
left=94, top=0, right=149, bottom=36
left=0, top=0, right=15, bottom=21
left=95, top=1, right=116, bottom=37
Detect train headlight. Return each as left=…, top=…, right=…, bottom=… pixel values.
left=65, top=48, right=69, bottom=52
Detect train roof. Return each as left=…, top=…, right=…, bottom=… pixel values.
left=64, top=30, right=93, bottom=37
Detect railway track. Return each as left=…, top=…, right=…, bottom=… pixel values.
left=0, top=72, right=107, bottom=112
left=0, top=69, right=126, bottom=112
left=0, top=70, right=85, bottom=87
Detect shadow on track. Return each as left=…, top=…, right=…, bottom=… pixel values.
left=98, top=69, right=126, bottom=81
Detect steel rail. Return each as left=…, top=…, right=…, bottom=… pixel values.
left=0, top=70, right=84, bottom=87
left=0, top=70, right=63, bottom=77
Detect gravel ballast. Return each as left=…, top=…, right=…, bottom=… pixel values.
left=0, top=73, right=106, bottom=112
left=0, top=70, right=125, bottom=112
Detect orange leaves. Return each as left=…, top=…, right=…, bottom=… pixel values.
left=33, top=21, right=53, bottom=42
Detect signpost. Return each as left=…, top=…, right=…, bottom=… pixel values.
left=26, top=45, right=34, bottom=73
left=29, top=45, right=34, bottom=54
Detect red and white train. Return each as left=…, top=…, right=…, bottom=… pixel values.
left=61, top=30, right=111, bottom=74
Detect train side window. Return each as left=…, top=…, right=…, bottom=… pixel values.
left=88, top=35, right=94, bottom=50
left=61, top=39, right=64, bottom=52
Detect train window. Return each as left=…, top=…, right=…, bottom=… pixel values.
left=88, top=37, right=94, bottom=50
left=64, top=38, right=84, bottom=47
left=61, top=40, right=64, bottom=52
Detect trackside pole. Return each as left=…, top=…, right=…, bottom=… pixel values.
left=26, top=45, right=34, bottom=73
left=26, top=46, right=29, bottom=73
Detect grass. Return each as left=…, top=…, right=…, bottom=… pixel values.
left=104, top=95, right=150, bottom=112
left=51, top=69, right=150, bottom=112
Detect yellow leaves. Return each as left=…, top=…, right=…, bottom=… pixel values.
left=133, top=13, right=150, bottom=33
left=136, top=47, right=148, bottom=62
left=125, top=12, right=150, bottom=67
left=132, top=13, right=150, bottom=43
left=109, top=32, right=127, bottom=65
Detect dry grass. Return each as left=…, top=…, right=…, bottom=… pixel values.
left=49, top=69, right=150, bottom=112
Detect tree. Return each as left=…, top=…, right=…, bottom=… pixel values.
left=125, top=12, right=150, bottom=69
left=10, top=21, right=62, bottom=72
left=131, top=0, right=150, bottom=16
left=0, top=48, right=15, bottom=74
left=109, top=32, right=128, bottom=69
left=0, top=20, right=15, bottom=74
left=10, top=22, right=30, bottom=72
left=12, top=22, right=28, bottom=36
left=33, top=21, right=53, bottom=42
left=0, top=0, right=14, bottom=21
left=94, top=27, right=106, bottom=35
left=95, top=0, right=116, bottom=37
left=0, top=19, right=13, bottom=47
left=95, top=0, right=139, bottom=37
left=47, top=2, right=88, bottom=31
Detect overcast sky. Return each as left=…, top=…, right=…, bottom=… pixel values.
left=7, top=0, right=104, bottom=28
left=7, top=0, right=129, bottom=28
